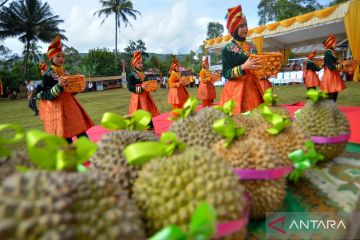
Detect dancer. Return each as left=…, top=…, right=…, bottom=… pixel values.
left=220, top=4, right=264, bottom=114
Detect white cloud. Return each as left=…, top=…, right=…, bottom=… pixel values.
left=1, top=0, right=262, bottom=55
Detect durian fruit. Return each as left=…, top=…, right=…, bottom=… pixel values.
left=232, top=113, right=263, bottom=133
left=0, top=151, right=32, bottom=184
left=0, top=171, right=145, bottom=240
left=89, top=130, right=158, bottom=196
left=213, top=138, right=287, bottom=219
left=248, top=122, right=309, bottom=165
left=295, top=100, right=350, bottom=160
left=169, top=107, right=226, bottom=148
left=134, top=146, right=247, bottom=239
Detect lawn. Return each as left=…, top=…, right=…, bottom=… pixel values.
left=1, top=81, right=359, bottom=151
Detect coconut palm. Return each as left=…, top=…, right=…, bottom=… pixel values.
left=94, top=0, right=141, bottom=64
left=0, top=0, right=66, bottom=76
left=22, top=40, right=42, bottom=64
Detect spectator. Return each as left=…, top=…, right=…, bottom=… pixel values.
left=25, top=80, right=39, bottom=116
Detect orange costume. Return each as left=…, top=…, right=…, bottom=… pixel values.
left=127, top=51, right=160, bottom=118
left=220, top=5, right=264, bottom=114
left=168, top=58, right=189, bottom=109
left=258, top=78, right=272, bottom=93
left=304, top=50, right=321, bottom=89
left=198, top=57, right=216, bottom=107
left=320, top=34, right=346, bottom=102
left=39, top=36, right=94, bottom=139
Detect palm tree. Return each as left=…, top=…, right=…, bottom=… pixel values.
left=22, top=40, right=42, bottom=64
left=94, top=0, right=141, bottom=64
left=0, top=0, right=66, bottom=76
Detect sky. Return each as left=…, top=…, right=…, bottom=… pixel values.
left=2, top=0, right=332, bottom=55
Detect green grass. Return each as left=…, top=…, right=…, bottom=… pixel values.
left=1, top=82, right=360, bottom=151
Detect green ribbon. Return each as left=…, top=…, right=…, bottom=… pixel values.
left=213, top=117, right=245, bottom=147
left=306, top=89, right=328, bottom=103
left=170, top=97, right=198, bottom=120
left=288, top=141, right=324, bottom=181
left=101, top=110, right=151, bottom=131
left=150, top=202, right=216, bottom=240
left=260, top=104, right=291, bottom=135
left=26, top=130, right=96, bottom=171
left=263, top=88, right=278, bottom=106
left=213, top=99, right=235, bottom=116
left=0, top=124, right=25, bottom=156
left=124, top=132, right=186, bottom=165
left=294, top=109, right=302, bottom=119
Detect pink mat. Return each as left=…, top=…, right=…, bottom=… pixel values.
left=85, top=104, right=360, bottom=144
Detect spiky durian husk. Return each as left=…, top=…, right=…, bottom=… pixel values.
left=169, top=107, right=226, bottom=148
left=213, top=138, right=286, bottom=219
left=295, top=100, right=350, bottom=160
left=0, top=171, right=145, bottom=240
left=247, top=123, right=309, bottom=165
left=0, top=151, right=32, bottom=184
left=89, top=130, right=158, bottom=197
left=134, top=147, right=246, bottom=239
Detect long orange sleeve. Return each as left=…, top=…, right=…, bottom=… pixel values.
left=168, top=71, right=181, bottom=88
left=199, top=69, right=211, bottom=84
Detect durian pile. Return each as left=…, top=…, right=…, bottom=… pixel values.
left=0, top=90, right=351, bottom=239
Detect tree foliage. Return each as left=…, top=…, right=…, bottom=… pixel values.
left=257, top=0, right=322, bottom=25
left=82, top=48, right=120, bottom=77
left=0, top=0, right=66, bottom=75
left=207, top=22, right=224, bottom=39
left=94, top=0, right=141, bottom=64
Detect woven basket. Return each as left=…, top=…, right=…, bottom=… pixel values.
left=142, top=80, right=158, bottom=92
left=341, top=60, right=357, bottom=74
left=250, top=52, right=282, bottom=79
left=180, top=76, right=193, bottom=86
left=63, top=75, right=86, bottom=93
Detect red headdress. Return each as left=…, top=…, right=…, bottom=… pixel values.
left=39, top=62, right=48, bottom=75
left=323, top=34, right=336, bottom=49
left=47, top=36, right=63, bottom=60
left=307, top=50, right=317, bottom=60
left=169, top=58, right=180, bottom=73
left=132, top=51, right=142, bottom=67
left=226, top=5, right=247, bottom=36
left=202, top=56, right=209, bottom=68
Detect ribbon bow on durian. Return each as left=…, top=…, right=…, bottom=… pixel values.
left=213, top=117, right=245, bottom=147
left=101, top=110, right=151, bottom=131
left=123, top=132, right=186, bottom=165
left=150, top=202, right=216, bottom=240
left=288, top=141, right=324, bottom=181
left=263, top=88, right=279, bottom=106
left=170, top=97, right=198, bottom=120
left=26, top=130, right=96, bottom=172
left=260, top=104, right=291, bottom=135
left=213, top=99, right=235, bottom=116
left=306, top=89, right=328, bottom=103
